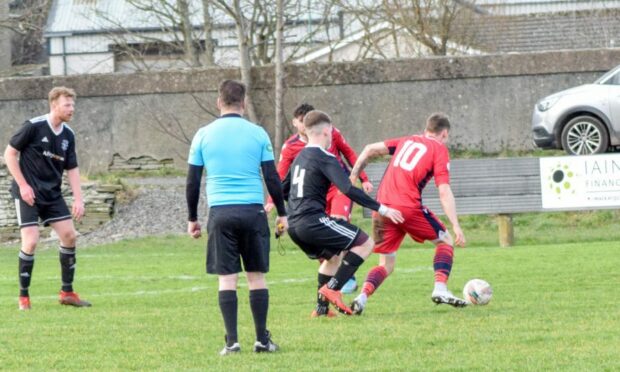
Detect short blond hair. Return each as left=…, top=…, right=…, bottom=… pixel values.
left=48, top=86, right=76, bottom=105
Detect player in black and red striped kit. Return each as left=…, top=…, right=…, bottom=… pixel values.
left=282, top=110, right=403, bottom=316
left=4, top=86, right=90, bottom=310
left=348, top=113, right=468, bottom=314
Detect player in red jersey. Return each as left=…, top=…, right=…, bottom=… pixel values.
left=265, top=103, right=373, bottom=296
left=266, top=103, right=373, bottom=218
left=347, top=113, right=467, bottom=313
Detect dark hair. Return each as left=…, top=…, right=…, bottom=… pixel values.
left=425, top=113, right=451, bottom=134
left=293, top=103, right=314, bottom=120
left=218, top=80, right=245, bottom=107
left=303, top=110, right=332, bottom=130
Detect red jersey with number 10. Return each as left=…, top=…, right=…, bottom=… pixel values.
left=376, top=134, right=450, bottom=208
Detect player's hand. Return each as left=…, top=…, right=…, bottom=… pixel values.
left=72, top=200, right=85, bottom=222
left=275, top=216, right=288, bottom=237
left=349, top=175, right=357, bottom=185
left=19, top=183, right=36, bottom=206
left=362, top=181, right=374, bottom=194
left=384, top=207, right=404, bottom=224
left=187, top=221, right=202, bottom=239
left=264, top=202, right=275, bottom=213
left=453, top=225, right=466, bottom=247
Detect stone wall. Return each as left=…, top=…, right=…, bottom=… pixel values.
left=0, top=157, right=120, bottom=242
left=1, top=49, right=620, bottom=172
left=108, top=153, right=174, bottom=172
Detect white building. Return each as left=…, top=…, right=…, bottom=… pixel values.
left=44, top=0, right=620, bottom=76
left=44, top=0, right=341, bottom=75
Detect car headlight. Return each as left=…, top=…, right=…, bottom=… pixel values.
left=536, top=96, right=560, bottom=112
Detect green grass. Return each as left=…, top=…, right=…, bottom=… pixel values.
left=1, top=231, right=619, bottom=371
left=450, top=148, right=566, bottom=159
left=348, top=208, right=620, bottom=248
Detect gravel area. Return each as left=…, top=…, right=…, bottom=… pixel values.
left=78, top=177, right=207, bottom=247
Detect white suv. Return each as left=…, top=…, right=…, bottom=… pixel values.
left=532, top=65, right=620, bottom=155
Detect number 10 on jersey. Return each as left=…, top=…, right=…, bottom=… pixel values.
left=393, top=140, right=427, bottom=171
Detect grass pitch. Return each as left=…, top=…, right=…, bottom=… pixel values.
left=1, top=228, right=619, bottom=370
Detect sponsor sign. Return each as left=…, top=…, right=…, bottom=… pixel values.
left=540, top=154, right=620, bottom=209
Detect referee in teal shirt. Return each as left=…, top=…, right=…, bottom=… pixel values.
left=186, top=80, right=288, bottom=355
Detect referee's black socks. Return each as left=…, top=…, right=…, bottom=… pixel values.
left=18, top=251, right=35, bottom=297
left=59, top=246, right=76, bottom=292
left=218, top=290, right=238, bottom=346
left=249, top=289, right=269, bottom=345
left=327, top=251, right=365, bottom=291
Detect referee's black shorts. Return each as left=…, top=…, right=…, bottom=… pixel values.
left=288, top=213, right=368, bottom=260
left=206, top=204, right=271, bottom=275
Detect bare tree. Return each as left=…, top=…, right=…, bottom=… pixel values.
left=178, top=0, right=200, bottom=66
left=201, top=0, right=215, bottom=66
left=336, top=0, right=480, bottom=58
left=0, top=0, right=50, bottom=66
left=211, top=0, right=257, bottom=122
left=274, top=0, right=285, bottom=159
left=94, top=0, right=207, bottom=71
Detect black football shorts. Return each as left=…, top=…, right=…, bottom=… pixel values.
left=14, top=196, right=72, bottom=228
left=288, top=213, right=368, bottom=260
left=206, top=204, right=271, bottom=275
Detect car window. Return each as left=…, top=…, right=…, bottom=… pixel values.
left=596, top=66, right=620, bottom=85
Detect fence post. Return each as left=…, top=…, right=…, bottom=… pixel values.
left=497, top=214, right=514, bottom=247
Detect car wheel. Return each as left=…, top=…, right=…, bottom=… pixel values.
left=560, top=115, right=609, bottom=155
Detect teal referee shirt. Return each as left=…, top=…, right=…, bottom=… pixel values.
left=187, top=113, right=275, bottom=206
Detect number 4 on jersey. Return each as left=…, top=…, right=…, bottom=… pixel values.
left=393, top=140, right=427, bottom=171
left=292, top=165, right=306, bottom=197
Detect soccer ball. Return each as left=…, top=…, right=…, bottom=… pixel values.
left=463, top=279, right=493, bottom=305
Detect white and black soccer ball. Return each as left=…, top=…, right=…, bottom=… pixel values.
left=463, top=279, right=493, bottom=305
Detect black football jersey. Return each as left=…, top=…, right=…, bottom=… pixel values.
left=9, top=115, right=78, bottom=203
left=283, top=145, right=379, bottom=220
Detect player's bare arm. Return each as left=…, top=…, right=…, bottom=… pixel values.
left=438, top=183, right=466, bottom=247
left=3, top=145, right=35, bottom=206
left=67, top=167, right=84, bottom=221
left=350, top=142, right=389, bottom=184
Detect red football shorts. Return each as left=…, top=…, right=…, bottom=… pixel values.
left=372, top=205, right=446, bottom=254
left=325, top=185, right=353, bottom=221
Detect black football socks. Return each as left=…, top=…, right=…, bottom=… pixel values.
left=249, top=289, right=269, bottom=344
left=316, top=273, right=332, bottom=312
left=18, top=250, right=34, bottom=297
left=59, top=246, right=76, bottom=292
left=218, top=290, right=238, bottom=346
left=327, top=251, right=365, bottom=291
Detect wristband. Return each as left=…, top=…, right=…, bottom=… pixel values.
left=378, top=204, right=388, bottom=216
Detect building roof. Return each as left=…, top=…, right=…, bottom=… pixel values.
left=44, top=0, right=333, bottom=37
left=45, top=0, right=206, bottom=37
left=465, top=9, right=620, bottom=52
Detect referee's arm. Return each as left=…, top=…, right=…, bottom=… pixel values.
left=186, top=164, right=203, bottom=239
left=186, top=164, right=203, bottom=222
left=261, top=160, right=286, bottom=217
